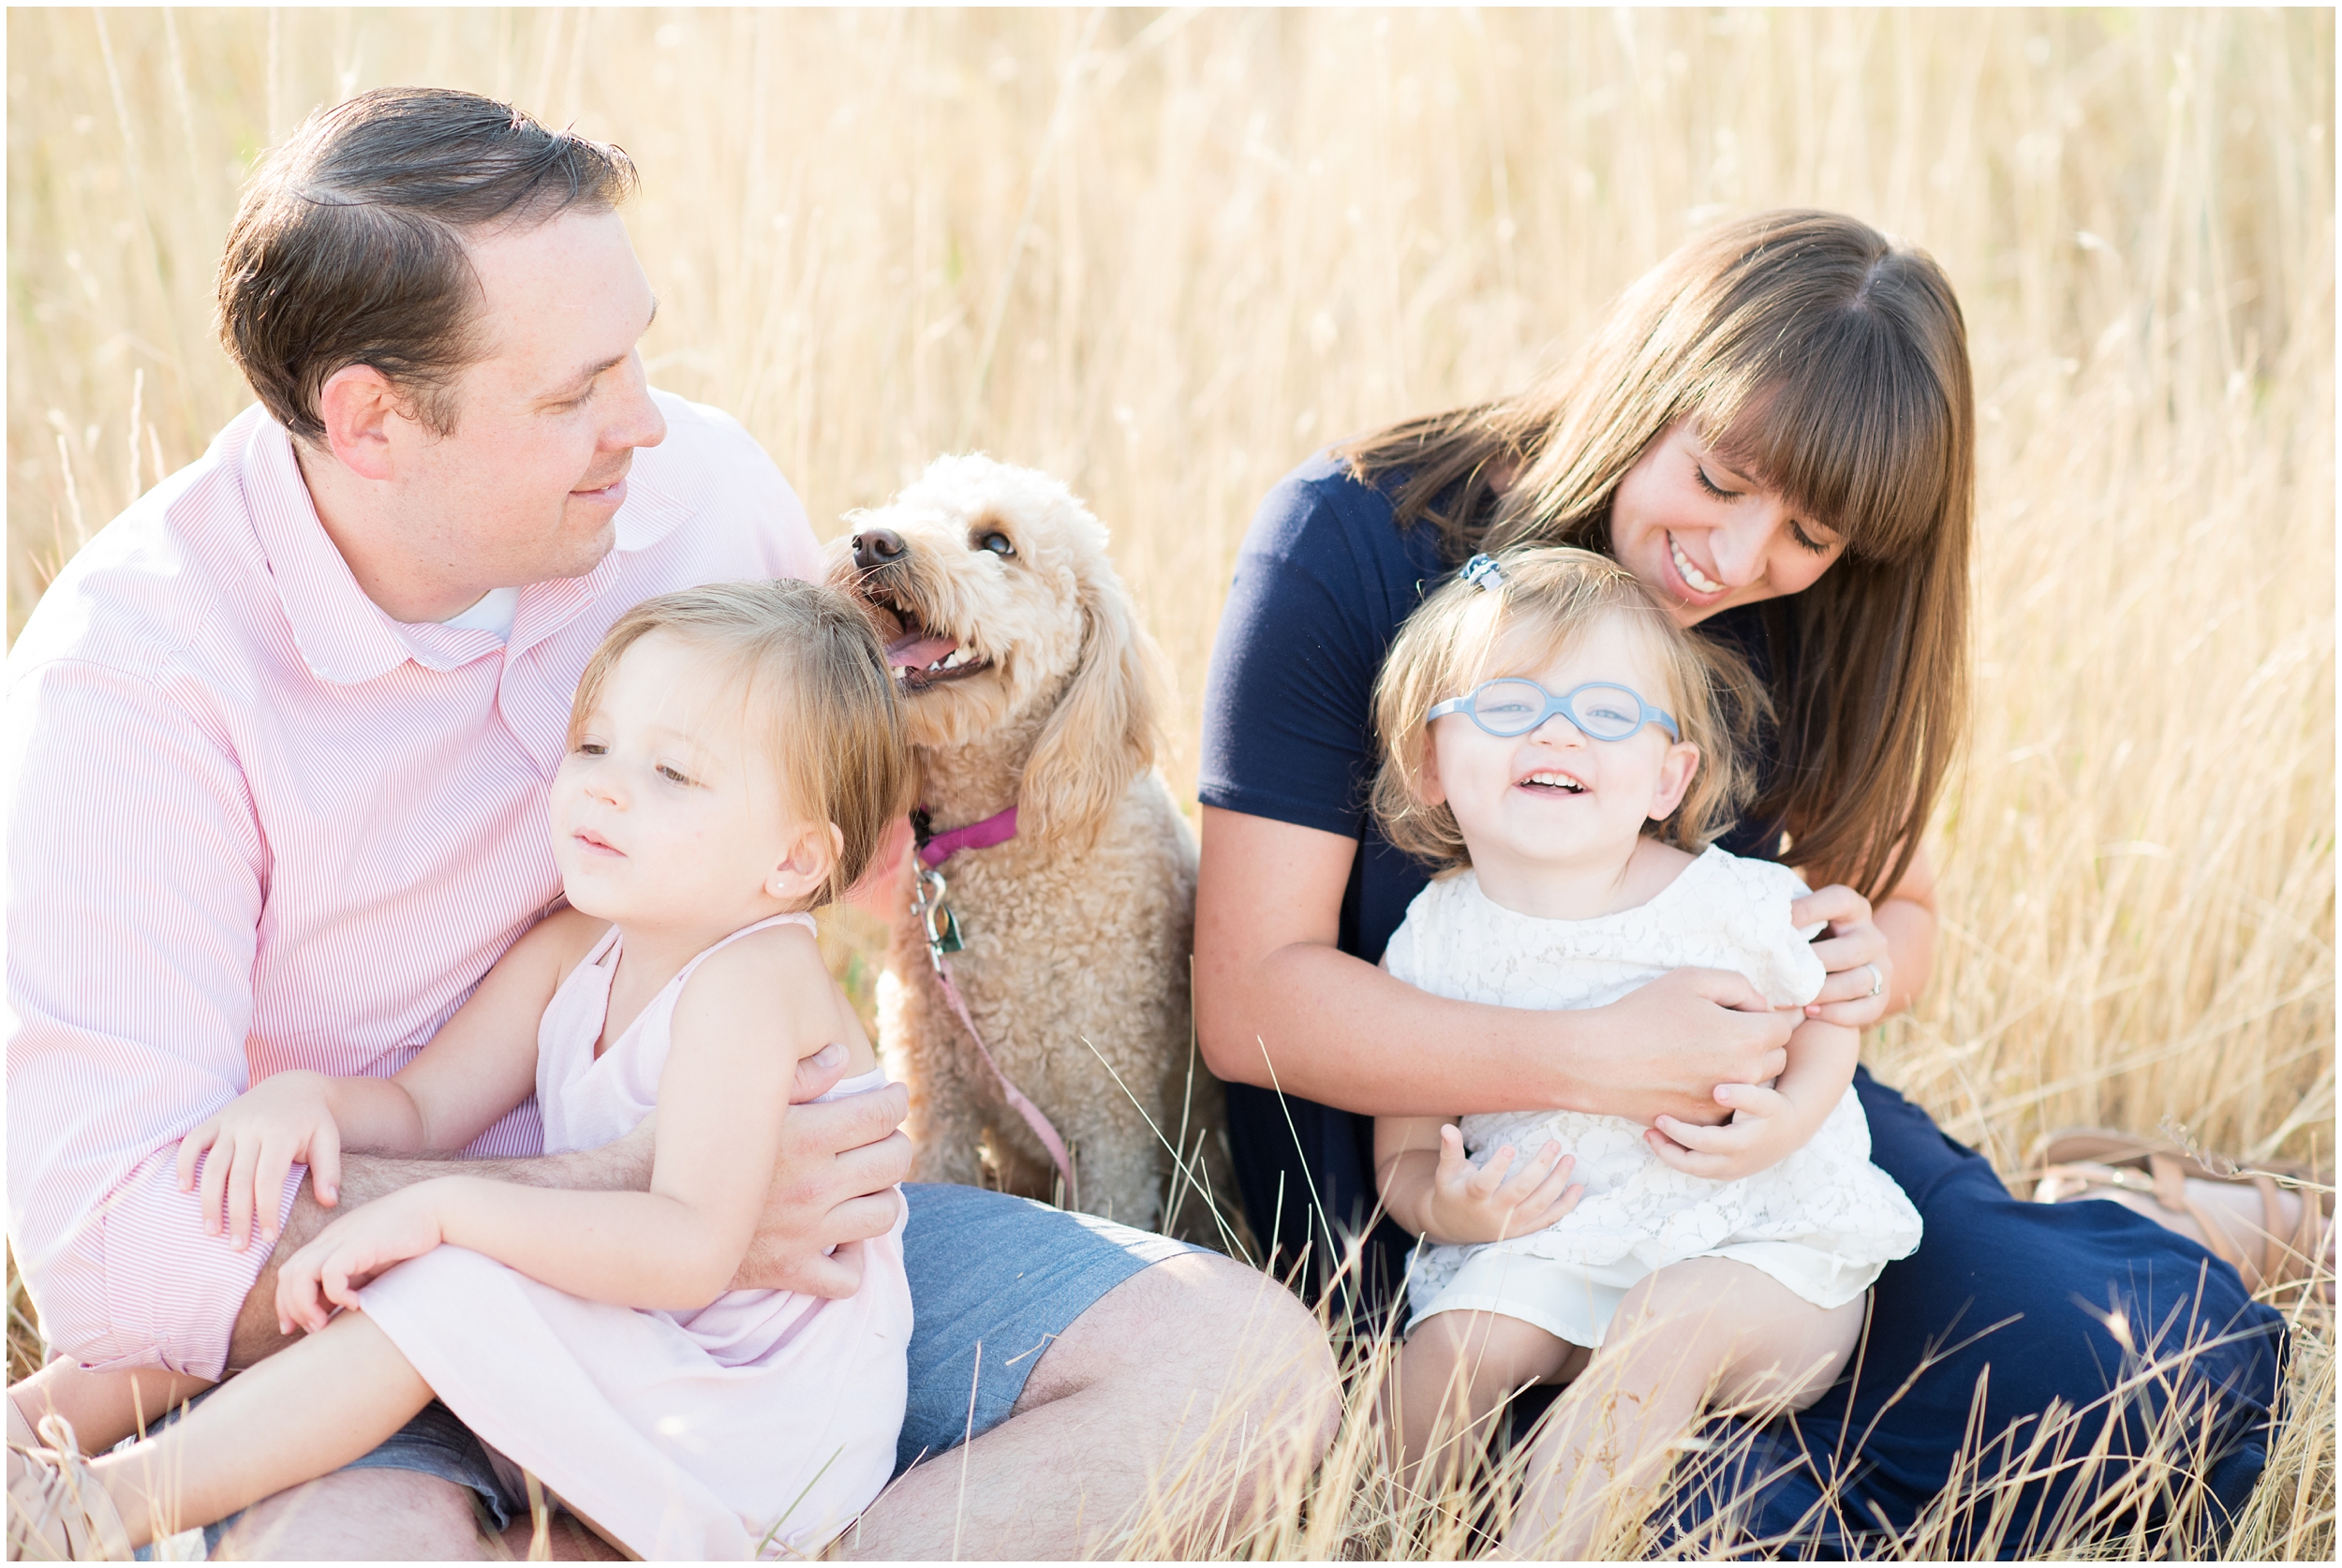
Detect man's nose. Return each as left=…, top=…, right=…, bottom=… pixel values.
left=852, top=529, right=907, bottom=571
left=606, top=353, right=667, bottom=451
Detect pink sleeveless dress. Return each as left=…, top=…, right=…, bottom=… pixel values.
left=358, top=912, right=912, bottom=1560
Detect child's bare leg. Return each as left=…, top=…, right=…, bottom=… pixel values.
left=9, top=1361, right=215, bottom=1454
left=77, top=1310, right=431, bottom=1549
left=1385, top=1309, right=1583, bottom=1499
left=1500, top=1258, right=1862, bottom=1561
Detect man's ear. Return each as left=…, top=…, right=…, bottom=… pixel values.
left=313, top=364, right=408, bottom=482
left=1646, top=740, right=1699, bottom=822
left=766, top=821, right=845, bottom=904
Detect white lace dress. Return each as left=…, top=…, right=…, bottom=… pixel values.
left=1388, top=849, right=1923, bottom=1348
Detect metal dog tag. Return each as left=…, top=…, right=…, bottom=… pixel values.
left=913, top=866, right=967, bottom=968
left=932, top=904, right=966, bottom=956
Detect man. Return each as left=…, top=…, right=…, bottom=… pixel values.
left=7, top=86, right=1335, bottom=1559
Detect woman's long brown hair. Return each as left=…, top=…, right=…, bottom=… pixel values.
left=1341, top=210, right=1972, bottom=898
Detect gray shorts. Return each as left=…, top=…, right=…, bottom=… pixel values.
left=166, top=1183, right=1194, bottom=1552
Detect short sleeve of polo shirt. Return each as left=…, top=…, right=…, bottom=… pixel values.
left=1198, top=453, right=1445, bottom=837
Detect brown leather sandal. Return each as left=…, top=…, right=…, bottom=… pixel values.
left=5, top=1414, right=133, bottom=1561
left=2026, top=1128, right=2331, bottom=1302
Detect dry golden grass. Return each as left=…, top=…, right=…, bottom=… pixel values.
left=7, top=7, right=2331, bottom=1560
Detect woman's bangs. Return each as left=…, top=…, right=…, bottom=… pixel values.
left=1709, top=319, right=1952, bottom=563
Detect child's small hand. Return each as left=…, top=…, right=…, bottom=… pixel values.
left=1423, top=1125, right=1583, bottom=1246
left=176, top=1071, right=345, bottom=1250
left=1648, top=1081, right=1801, bottom=1181
left=274, top=1182, right=451, bottom=1335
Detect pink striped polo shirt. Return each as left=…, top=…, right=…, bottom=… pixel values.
left=6, top=394, right=823, bottom=1376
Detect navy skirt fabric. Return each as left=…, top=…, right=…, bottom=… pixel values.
left=1227, top=1068, right=2289, bottom=1555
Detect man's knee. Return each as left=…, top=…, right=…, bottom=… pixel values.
left=1018, top=1251, right=1339, bottom=1442
left=213, top=1466, right=485, bottom=1561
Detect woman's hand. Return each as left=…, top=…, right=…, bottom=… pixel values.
left=1791, top=844, right=1940, bottom=1030
left=1420, top=1126, right=1583, bottom=1246
left=1586, top=967, right=1796, bottom=1126
left=177, top=1071, right=345, bottom=1250
left=1792, top=883, right=1895, bottom=1029
left=274, top=1179, right=454, bottom=1335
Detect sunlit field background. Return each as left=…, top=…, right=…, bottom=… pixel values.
left=8, top=7, right=2332, bottom=1560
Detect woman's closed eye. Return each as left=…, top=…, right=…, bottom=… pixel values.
left=1695, top=461, right=1835, bottom=555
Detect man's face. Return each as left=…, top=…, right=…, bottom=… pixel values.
left=388, top=208, right=667, bottom=596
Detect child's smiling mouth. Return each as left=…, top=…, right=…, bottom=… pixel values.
left=1516, top=769, right=1587, bottom=795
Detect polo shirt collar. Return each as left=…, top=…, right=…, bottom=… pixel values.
left=240, top=414, right=694, bottom=686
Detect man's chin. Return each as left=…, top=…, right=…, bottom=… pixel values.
left=545, top=517, right=621, bottom=581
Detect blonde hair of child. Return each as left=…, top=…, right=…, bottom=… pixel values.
left=1371, top=545, right=1769, bottom=872
left=569, top=578, right=912, bottom=909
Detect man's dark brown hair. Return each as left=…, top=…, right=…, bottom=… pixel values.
left=215, top=86, right=638, bottom=442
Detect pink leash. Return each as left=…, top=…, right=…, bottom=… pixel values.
left=910, top=806, right=1079, bottom=1207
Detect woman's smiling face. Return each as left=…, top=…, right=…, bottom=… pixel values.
left=1608, top=419, right=1847, bottom=626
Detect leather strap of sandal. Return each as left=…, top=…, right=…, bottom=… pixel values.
left=7, top=1415, right=134, bottom=1561
left=2151, top=1153, right=2309, bottom=1294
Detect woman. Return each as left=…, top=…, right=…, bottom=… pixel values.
left=1193, top=210, right=2288, bottom=1553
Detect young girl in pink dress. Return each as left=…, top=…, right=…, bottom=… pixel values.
left=8, top=579, right=914, bottom=1560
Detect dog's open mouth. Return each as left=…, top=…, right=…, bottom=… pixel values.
left=866, top=594, right=991, bottom=691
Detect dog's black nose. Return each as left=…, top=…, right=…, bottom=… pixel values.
left=852, top=529, right=907, bottom=570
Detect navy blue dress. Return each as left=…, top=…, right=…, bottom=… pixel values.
left=1196, top=453, right=2287, bottom=1554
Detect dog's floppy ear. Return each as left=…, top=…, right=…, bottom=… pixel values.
left=1019, top=558, right=1163, bottom=848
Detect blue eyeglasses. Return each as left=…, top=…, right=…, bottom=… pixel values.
left=1427, top=677, right=1681, bottom=742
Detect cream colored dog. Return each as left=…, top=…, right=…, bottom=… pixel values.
left=829, top=454, right=1235, bottom=1240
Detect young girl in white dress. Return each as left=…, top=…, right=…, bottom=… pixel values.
left=1367, top=546, right=1922, bottom=1558
left=8, top=580, right=915, bottom=1561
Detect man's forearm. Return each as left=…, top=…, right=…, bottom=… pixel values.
left=225, top=1139, right=652, bottom=1371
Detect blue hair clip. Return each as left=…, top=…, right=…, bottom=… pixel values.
left=1460, top=554, right=1505, bottom=591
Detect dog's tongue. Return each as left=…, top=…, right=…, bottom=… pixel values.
left=886, top=631, right=957, bottom=670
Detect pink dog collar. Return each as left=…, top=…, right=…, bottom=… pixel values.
left=914, top=805, right=1019, bottom=868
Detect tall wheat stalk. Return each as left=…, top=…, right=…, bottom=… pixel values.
left=7, top=7, right=2330, bottom=1559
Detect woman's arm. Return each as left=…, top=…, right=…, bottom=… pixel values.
left=275, top=925, right=853, bottom=1324
left=1194, top=807, right=1797, bottom=1123
left=1790, top=843, right=1939, bottom=1029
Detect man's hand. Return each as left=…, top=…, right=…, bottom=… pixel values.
left=177, top=1071, right=345, bottom=1250
left=1580, top=968, right=1796, bottom=1127
left=729, top=1041, right=912, bottom=1296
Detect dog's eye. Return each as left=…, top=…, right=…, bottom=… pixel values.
left=976, top=532, right=1015, bottom=557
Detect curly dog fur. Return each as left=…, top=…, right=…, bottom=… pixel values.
left=829, top=455, right=1235, bottom=1239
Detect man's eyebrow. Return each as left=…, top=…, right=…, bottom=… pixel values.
left=539, top=297, right=660, bottom=402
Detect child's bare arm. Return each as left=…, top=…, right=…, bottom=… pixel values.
left=274, top=925, right=862, bottom=1328
left=388, top=907, right=605, bottom=1150
left=172, top=910, right=598, bottom=1250
left=1647, top=1013, right=1859, bottom=1181
left=1374, top=1113, right=1582, bottom=1247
